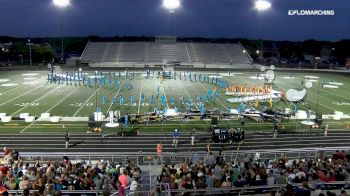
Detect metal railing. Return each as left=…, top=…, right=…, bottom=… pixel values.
left=8, top=181, right=345, bottom=196
left=16, top=146, right=350, bottom=166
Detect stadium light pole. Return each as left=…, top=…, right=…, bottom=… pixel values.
left=53, top=0, right=70, bottom=61
left=27, top=39, right=33, bottom=66
left=95, top=70, right=98, bottom=112
left=255, top=0, right=271, bottom=59
left=163, top=0, right=180, bottom=35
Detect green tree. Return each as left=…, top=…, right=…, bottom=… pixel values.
left=32, top=44, right=56, bottom=63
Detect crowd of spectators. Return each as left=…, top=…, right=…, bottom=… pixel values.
left=157, top=147, right=350, bottom=196
left=0, top=147, right=143, bottom=196
left=2, top=144, right=350, bottom=196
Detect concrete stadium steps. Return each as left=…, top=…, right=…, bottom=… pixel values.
left=1, top=130, right=349, bottom=153
left=80, top=42, right=252, bottom=64
left=239, top=130, right=350, bottom=150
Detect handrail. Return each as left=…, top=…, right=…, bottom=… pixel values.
left=15, top=146, right=350, bottom=166
left=80, top=39, right=91, bottom=61
left=238, top=41, right=254, bottom=63
left=160, top=181, right=350, bottom=195
left=18, top=146, right=350, bottom=156
left=6, top=181, right=350, bottom=196
left=7, top=190, right=118, bottom=196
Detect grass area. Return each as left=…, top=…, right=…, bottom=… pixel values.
left=0, top=117, right=349, bottom=135
left=0, top=70, right=350, bottom=134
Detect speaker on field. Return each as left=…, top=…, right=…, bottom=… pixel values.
left=211, top=117, right=218, bottom=126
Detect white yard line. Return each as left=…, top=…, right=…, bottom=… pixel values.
left=161, top=82, right=170, bottom=109
left=0, top=75, right=46, bottom=93
left=197, top=82, right=228, bottom=110
left=178, top=81, right=200, bottom=110
left=276, top=78, right=337, bottom=112
left=107, top=80, right=126, bottom=113
left=11, top=86, right=63, bottom=116
left=20, top=88, right=79, bottom=134
left=320, top=89, right=350, bottom=101
left=0, top=84, right=46, bottom=107
left=46, top=88, right=79, bottom=113
left=73, top=87, right=100, bottom=117
left=137, top=77, right=144, bottom=114
left=0, top=85, right=23, bottom=94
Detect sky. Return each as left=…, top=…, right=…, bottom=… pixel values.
left=0, top=0, right=349, bottom=41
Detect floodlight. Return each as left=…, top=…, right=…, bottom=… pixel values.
left=242, top=50, right=246, bottom=53
left=163, top=0, right=180, bottom=11
left=256, top=50, right=260, bottom=54
left=53, top=0, right=70, bottom=7
left=255, top=0, right=271, bottom=11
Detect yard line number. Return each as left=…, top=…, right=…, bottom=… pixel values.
left=14, top=103, right=39, bottom=107
left=69, top=102, right=94, bottom=107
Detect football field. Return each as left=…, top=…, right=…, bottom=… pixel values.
left=0, top=70, right=349, bottom=133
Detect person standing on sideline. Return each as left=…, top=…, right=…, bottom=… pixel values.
left=273, top=120, right=278, bottom=139
left=65, top=131, right=70, bottom=149
left=307, top=108, right=311, bottom=122
left=156, top=141, right=163, bottom=164
left=172, top=129, right=179, bottom=147
left=191, top=128, right=196, bottom=146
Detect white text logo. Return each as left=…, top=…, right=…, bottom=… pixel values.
left=288, top=10, right=335, bottom=16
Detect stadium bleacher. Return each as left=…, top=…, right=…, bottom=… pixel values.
left=80, top=42, right=252, bottom=65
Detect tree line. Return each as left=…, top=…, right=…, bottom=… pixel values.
left=0, top=36, right=349, bottom=65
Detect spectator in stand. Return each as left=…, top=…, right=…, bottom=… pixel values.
left=12, top=149, right=19, bottom=162
left=190, top=129, right=196, bottom=146
left=191, top=151, right=200, bottom=165
left=172, top=129, right=179, bottom=147
left=206, top=152, right=216, bottom=167
left=116, top=180, right=126, bottom=196
left=44, top=184, right=55, bottom=196
left=181, top=176, right=194, bottom=196
left=326, top=171, right=336, bottom=182
left=64, top=131, right=70, bottom=149
left=3, top=147, right=9, bottom=157
left=213, top=163, right=224, bottom=188
left=267, top=170, right=275, bottom=185
left=129, top=177, right=141, bottom=196
left=275, top=171, right=286, bottom=184
left=150, top=186, right=162, bottom=196
left=216, top=149, right=225, bottom=165
left=340, top=190, right=349, bottom=196
left=102, top=186, right=111, bottom=196
left=234, top=175, right=245, bottom=187
left=196, top=172, right=207, bottom=189
left=221, top=176, right=232, bottom=188
left=94, top=175, right=103, bottom=190
left=295, top=181, right=311, bottom=196
left=169, top=176, right=179, bottom=196
left=156, top=141, right=163, bottom=164
left=280, top=184, right=295, bottom=196
left=118, top=170, right=129, bottom=189
left=205, top=168, right=214, bottom=189
left=19, top=176, right=31, bottom=190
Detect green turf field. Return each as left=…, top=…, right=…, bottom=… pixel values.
left=0, top=70, right=349, bottom=133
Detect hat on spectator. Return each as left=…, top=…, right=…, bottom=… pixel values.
left=256, top=175, right=261, bottom=180
left=197, top=172, right=204, bottom=177
left=288, top=173, right=296, bottom=180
